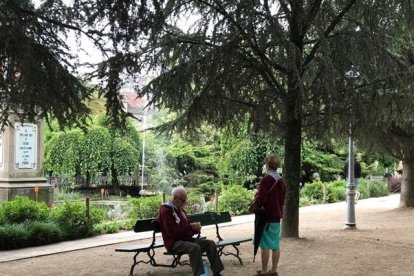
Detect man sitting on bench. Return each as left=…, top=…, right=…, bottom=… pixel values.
left=158, top=186, right=224, bottom=276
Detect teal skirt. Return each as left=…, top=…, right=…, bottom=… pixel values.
left=259, top=222, right=281, bottom=250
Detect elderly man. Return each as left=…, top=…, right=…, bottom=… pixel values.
left=158, top=186, right=224, bottom=276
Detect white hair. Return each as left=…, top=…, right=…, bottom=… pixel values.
left=171, top=186, right=186, bottom=197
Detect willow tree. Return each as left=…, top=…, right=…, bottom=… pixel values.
left=45, top=116, right=141, bottom=192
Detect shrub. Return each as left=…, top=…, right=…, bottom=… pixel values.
left=357, top=180, right=368, bottom=199
left=0, top=221, right=64, bottom=250
left=0, top=223, right=28, bottom=250
left=299, top=179, right=389, bottom=205
left=299, top=195, right=318, bottom=207
left=0, top=196, right=49, bottom=224
left=93, top=218, right=134, bottom=234
left=0, top=199, right=109, bottom=249
left=327, top=179, right=347, bottom=189
left=93, top=221, right=121, bottom=234
left=301, top=180, right=347, bottom=203
left=327, top=185, right=347, bottom=202
left=326, top=180, right=347, bottom=202
left=301, top=182, right=324, bottom=203
left=387, top=175, right=401, bottom=193
left=25, top=221, right=63, bottom=246
left=127, top=195, right=163, bottom=220
left=50, top=201, right=104, bottom=239
left=360, top=180, right=389, bottom=198
left=90, top=207, right=107, bottom=224
left=370, top=181, right=389, bottom=197
left=218, top=185, right=254, bottom=215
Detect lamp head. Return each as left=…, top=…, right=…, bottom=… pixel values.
left=345, top=65, right=360, bottom=79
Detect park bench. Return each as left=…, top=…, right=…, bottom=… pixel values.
left=115, top=211, right=252, bottom=275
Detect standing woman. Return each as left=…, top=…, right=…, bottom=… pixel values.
left=254, top=154, right=286, bottom=276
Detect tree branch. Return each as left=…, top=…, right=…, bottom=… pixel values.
left=303, top=0, right=322, bottom=33
left=302, top=0, right=358, bottom=69
left=196, top=0, right=288, bottom=76
left=12, top=2, right=109, bottom=59
left=279, top=0, right=291, bottom=19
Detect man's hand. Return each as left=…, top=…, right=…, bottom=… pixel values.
left=191, top=222, right=202, bottom=233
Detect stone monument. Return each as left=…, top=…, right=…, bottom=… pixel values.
left=0, top=114, right=53, bottom=205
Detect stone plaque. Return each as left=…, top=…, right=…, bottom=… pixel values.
left=15, top=123, right=37, bottom=169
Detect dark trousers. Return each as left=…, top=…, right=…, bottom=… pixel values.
left=172, top=239, right=224, bottom=276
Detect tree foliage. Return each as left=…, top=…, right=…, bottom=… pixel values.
left=351, top=3, right=414, bottom=206
left=44, top=129, right=83, bottom=176
left=217, top=124, right=282, bottom=187
left=302, top=141, right=345, bottom=182
left=0, top=0, right=92, bottom=129
left=110, top=0, right=412, bottom=237
left=4, top=0, right=414, bottom=236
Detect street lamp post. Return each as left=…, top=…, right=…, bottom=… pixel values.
left=345, top=66, right=360, bottom=229
left=141, top=107, right=147, bottom=192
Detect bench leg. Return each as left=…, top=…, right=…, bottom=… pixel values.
left=147, top=248, right=157, bottom=266
left=129, top=249, right=156, bottom=275
left=151, top=253, right=189, bottom=268
left=130, top=252, right=139, bottom=275
left=218, top=245, right=243, bottom=265
left=170, top=254, right=182, bottom=267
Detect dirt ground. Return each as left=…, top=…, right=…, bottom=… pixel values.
left=1, top=194, right=413, bottom=276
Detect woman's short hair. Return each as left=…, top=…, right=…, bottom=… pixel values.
left=265, top=154, right=281, bottom=171
left=171, top=186, right=186, bottom=197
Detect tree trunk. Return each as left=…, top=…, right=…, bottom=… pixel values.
left=282, top=1, right=305, bottom=238
left=86, top=171, right=90, bottom=187
left=111, top=163, right=121, bottom=195
left=282, top=4, right=304, bottom=237
left=282, top=88, right=302, bottom=238
left=400, top=159, right=414, bottom=207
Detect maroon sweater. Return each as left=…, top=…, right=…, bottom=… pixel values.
left=157, top=203, right=197, bottom=251
left=254, top=174, right=286, bottom=222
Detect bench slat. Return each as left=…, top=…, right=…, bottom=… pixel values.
left=188, top=212, right=231, bottom=226
left=216, top=237, right=251, bottom=247
left=115, top=243, right=164, bottom=252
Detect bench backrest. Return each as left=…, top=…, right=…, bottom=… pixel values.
left=134, top=218, right=158, bottom=233
left=188, top=212, right=232, bottom=241
left=133, top=218, right=161, bottom=248
left=133, top=212, right=232, bottom=242
left=188, top=212, right=231, bottom=226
